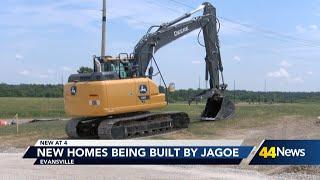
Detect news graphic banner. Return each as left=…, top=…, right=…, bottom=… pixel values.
left=23, top=140, right=253, bottom=165
left=250, top=140, right=320, bottom=165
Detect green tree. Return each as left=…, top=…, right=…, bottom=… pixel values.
left=77, top=66, right=93, bottom=73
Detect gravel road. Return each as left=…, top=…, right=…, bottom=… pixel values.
left=0, top=153, right=318, bottom=180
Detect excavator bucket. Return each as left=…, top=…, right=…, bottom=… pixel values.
left=201, top=96, right=235, bottom=121
left=188, top=89, right=235, bottom=121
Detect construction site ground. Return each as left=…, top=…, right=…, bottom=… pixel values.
left=1, top=98, right=320, bottom=179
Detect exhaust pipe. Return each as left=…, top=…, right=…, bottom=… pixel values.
left=94, top=58, right=102, bottom=73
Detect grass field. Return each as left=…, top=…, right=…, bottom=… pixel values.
left=0, top=98, right=319, bottom=178
left=1, top=97, right=320, bottom=148
left=0, top=97, right=65, bottom=118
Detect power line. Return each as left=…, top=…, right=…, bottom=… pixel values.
left=118, top=15, right=152, bottom=26
left=219, top=21, right=320, bottom=49
left=218, top=16, right=320, bottom=48
left=165, top=0, right=320, bottom=48
left=141, top=0, right=319, bottom=61
left=148, top=0, right=320, bottom=48
left=145, top=0, right=182, bottom=14
left=167, top=0, right=194, bottom=9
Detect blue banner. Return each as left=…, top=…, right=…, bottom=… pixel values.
left=23, top=146, right=253, bottom=165
left=250, top=140, right=320, bottom=165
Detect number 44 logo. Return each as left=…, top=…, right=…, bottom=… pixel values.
left=259, top=147, right=277, bottom=158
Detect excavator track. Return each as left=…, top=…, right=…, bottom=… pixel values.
left=66, top=111, right=189, bottom=139
left=65, top=118, right=83, bottom=139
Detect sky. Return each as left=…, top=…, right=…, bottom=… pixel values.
left=0, top=0, right=320, bottom=92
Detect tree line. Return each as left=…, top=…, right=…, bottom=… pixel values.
left=0, top=83, right=63, bottom=97
left=167, top=88, right=320, bottom=103
left=0, top=83, right=319, bottom=103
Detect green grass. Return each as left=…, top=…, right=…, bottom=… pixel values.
left=0, top=120, right=66, bottom=137
left=1, top=97, right=320, bottom=147
left=0, top=120, right=67, bottom=148
left=0, top=97, right=65, bottom=118
left=160, top=102, right=320, bottom=137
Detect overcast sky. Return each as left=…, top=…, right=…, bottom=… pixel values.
left=1, top=0, right=320, bottom=91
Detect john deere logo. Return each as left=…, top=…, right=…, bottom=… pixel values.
left=139, top=85, right=147, bottom=94
left=71, top=86, right=77, bottom=95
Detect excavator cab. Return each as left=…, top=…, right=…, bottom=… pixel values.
left=95, top=53, right=137, bottom=79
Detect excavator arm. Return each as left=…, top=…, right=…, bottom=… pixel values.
left=134, top=2, right=222, bottom=90
left=133, top=2, right=234, bottom=120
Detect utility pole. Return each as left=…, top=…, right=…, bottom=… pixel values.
left=233, top=80, right=236, bottom=104
left=101, top=0, right=106, bottom=57
left=61, top=74, right=64, bottom=86
left=60, top=73, right=64, bottom=96
left=100, top=0, right=106, bottom=71
left=198, top=76, right=201, bottom=90
left=60, top=74, right=64, bottom=120
left=264, top=79, right=267, bottom=103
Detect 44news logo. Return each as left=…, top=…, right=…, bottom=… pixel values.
left=258, top=146, right=305, bottom=159
left=250, top=140, right=320, bottom=165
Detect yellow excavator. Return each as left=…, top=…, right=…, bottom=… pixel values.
left=64, top=1, right=235, bottom=139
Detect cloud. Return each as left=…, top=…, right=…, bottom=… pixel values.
left=0, top=0, right=254, bottom=38
left=0, top=0, right=184, bottom=31
left=296, top=24, right=320, bottom=38
left=108, top=0, right=253, bottom=34
left=47, top=69, right=55, bottom=74
left=309, top=24, right=318, bottom=31
left=61, top=66, right=73, bottom=72
left=306, top=71, right=313, bottom=75
left=1, top=1, right=101, bottom=33
left=39, top=74, right=50, bottom=79
left=107, top=0, right=186, bottom=28
left=191, top=60, right=202, bottom=64
left=289, top=77, right=304, bottom=83
left=19, top=70, right=30, bottom=75
left=223, top=43, right=251, bottom=49
left=15, top=54, right=24, bottom=60
left=267, top=68, right=304, bottom=83
left=279, top=60, right=291, bottom=68
left=219, top=19, right=253, bottom=35
left=295, top=25, right=306, bottom=33
left=267, top=68, right=290, bottom=78
left=233, top=55, right=241, bottom=62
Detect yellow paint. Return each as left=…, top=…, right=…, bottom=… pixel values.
left=64, top=78, right=166, bottom=117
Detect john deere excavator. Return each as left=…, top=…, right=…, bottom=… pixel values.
left=64, top=1, right=235, bottom=139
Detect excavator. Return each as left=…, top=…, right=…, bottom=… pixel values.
left=64, top=1, right=235, bottom=139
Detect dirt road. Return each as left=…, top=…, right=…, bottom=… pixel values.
left=0, top=153, right=318, bottom=180
left=1, top=111, right=320, bottom=179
